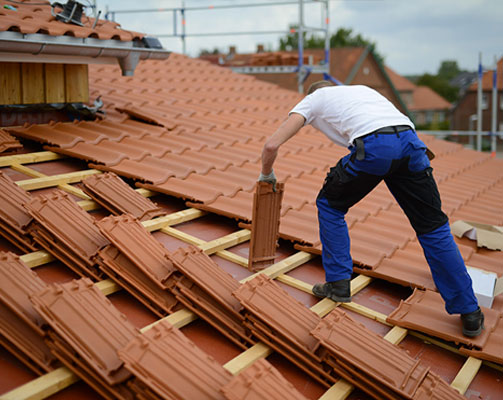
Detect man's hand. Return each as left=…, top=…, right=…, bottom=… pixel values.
left=258, top=169, right=277, bottom=191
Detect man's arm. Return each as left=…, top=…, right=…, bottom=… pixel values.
left=261, top=113, right=306, bottom=175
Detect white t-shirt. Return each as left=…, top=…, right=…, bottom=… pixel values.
left=289, top=85, right=414, bottom=147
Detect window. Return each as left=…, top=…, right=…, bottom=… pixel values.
left=426, top=111, right=434, bottom=124
left=482, top=93, right=489, bottom=110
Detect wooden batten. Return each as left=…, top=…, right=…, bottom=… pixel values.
left=0, top=62, right=89, bottom=105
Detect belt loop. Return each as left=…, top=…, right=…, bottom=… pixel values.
left=393, top=126, right=399, bottom=137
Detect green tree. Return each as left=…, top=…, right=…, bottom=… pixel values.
left=416, top=73, right=459, bottom=103
left=279, top=26, right=384, bottom=63
left=437, top=60, right=462, bottom=81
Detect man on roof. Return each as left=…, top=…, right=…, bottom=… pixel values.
left=259, top=81, right=484, bottom=337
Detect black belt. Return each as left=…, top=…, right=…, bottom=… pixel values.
left=366, top=125, right=413, bottom=138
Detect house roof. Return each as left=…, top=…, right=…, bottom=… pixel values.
left=385, top=66, right=416, bottom=91
left=0, top=53, right=502, bottom=399
left=0, top=0, right=143, bottom=41
left=467, top=58, right=503, bottom=91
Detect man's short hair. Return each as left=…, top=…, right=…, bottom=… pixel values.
left=307, top=80, right=333, bottom=95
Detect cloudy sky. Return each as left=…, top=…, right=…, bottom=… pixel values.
left=97, top=0, right=502, bottom=76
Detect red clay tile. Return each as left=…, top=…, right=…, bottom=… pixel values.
left=118, top=319, right=232, bottom=400
left=0, top=129, right=22, bottom=154
left=0, top=171, right=37, bottom=252
left=0, top=252, right=57, bottom=374
left=24, top=190, right=109, bottom=279
left=248, top=182, right=285, bottom=271
left=387, top=289, right=500, bottom=356
left=81, top=172, right=165, bottom=221
left=30, top=278, right=139, bottom=398
left=220, top=358, right=308, bottom=400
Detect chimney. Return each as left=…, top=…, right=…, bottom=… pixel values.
left=229, top=46, right=236, bottom=55
left=257, top=44, right=265, bottom=53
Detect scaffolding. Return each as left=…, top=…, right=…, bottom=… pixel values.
left=105, top=0, right=331, bottom=93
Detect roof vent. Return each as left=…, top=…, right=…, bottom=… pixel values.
left=51, top=1, right=84, bottom=27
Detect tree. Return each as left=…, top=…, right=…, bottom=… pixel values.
left=416, top=73, right=459, bottom=103
left=278, top=26, right=384, bottom=63
left=437, top=60, right=462, bottom=81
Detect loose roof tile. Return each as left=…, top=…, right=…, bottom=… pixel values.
left=0, top=171, right=37, bottom=252
left=387, top=289, right=501, bottom=359
left=0, top=252, right=57, bottom=374
left=0, top=129, right=22, bottom=154
left=81, top=172, right=165, bottom=221
left=313, top=308, right=429, bottom=399
left=30, top=278, right=139, bottom=398
left=220, top=358, right=308, bottom=400
left=248, top=182, right=285, bottom=272
left=118, top=319, right=232, bottom=400
left=24, top=190, right=109, bottom=279
left=412, top=371, right=466, bottom=400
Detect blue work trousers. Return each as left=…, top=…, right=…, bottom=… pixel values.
left=317, top=129, right=478, bottom=314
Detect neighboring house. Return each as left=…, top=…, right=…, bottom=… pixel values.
left=0, top=0, right=169, bottom=126
left=451, top=58, right=502, bottom=131
left=201, top=46, right=411, bottom=117
left=386, top=66, right=452, bottom=128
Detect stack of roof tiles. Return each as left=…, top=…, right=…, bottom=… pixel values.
left=0, top=252, right=57, bottom=374
left=0, top=130, right=22, bottom=154
left=0, top=172, right=37, bottom=252
left=233, top=274, right=465, bottom=399
left=30, top=278, right=139, bottom=400
left=25, top=190, right=109, bottom=280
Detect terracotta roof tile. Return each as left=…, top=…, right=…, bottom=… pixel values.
left=412, top=371, right=466, bottom=399
left=468, top=58, right=503, bottom=91
left=313, top=308, right=429, bottom=399
left=0, top=252, right=57, bottom=374
left=220, top=358, right=308, bottom=400
left=387, top=289, right=501, bottom=359
left=24, top=190, right=109, bottom=279
left=118, top=319, right=232, bottom=400
left=0, top=129, right=22, bottom=154
left=248, top=182, right=284, bottom=271
left=81, top=172, right=165, bottom=221
left=0, top=171, right=37, bottom=252
left=0, top=0, right=144, bottom=42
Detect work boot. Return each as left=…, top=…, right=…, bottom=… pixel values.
left=461, top=307, right=485, bottom=337
left=312, top=279, right=351, bottom=303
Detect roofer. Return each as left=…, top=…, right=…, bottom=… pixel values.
left=259, top=81, right=484, bottom=337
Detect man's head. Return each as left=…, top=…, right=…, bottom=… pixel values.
left=307, top=80, right=333, bottom=95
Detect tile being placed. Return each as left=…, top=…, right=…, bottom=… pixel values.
left=25, top=190, right=109, bottom=280
left=220, top=358, right=308, bottom=400
left=81, top=172, right=165, bottom=221
left=459, top=313, right=503, bottom=364
left=0, top=252, right=57, bottom=374
left=233, top=274, right=334, bottom=387
left=411, top=371, right=466, bottom=400
left=387, top=289, right=500, bottom=355
left=118, top=319, right=232, bottom=400
left=169, top=246, right=253, bottom=349
left=248, top=182, right=285, bottom=272
left=0, top=171, right=38, bottom=252
left=30, top=278, right=139, bottom=399
left=313, top=308, right=429, bottom=400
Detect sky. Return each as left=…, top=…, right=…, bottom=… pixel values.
left=95, top=0, right=502, bottom=76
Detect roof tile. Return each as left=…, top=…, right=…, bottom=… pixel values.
left=118, top=319, right=232, bottom=400
left=82, top=172, right=165, bottom=221
left=0, top=129, right=22, bottom=154
left=24, top=190, right=109, bottom=279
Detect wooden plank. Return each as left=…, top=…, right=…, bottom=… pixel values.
left=21, top=63, right=45, bottom=104
left=136, top=188, right=156, bottom=198
left=318, top=380, right=354, bottom=400
left=451, top=356, right=482, bottom=394
left=141, top=208, right=206, bottom=232
left=0, top=62, right=21, bottom=104
left=141, top=309, right=198, bottom=332
left=199, top=229, right=251, bottom=254
left=341, top=302, right=389, bottom=325
left=94, top=279, right=121, bottom=296
left=20, top=251, right=55, bottom=268
left=383, top=326, right=408, bottom=344
left=0, top=366, right=79, bottom=400
left=44, top=64, right=65, bottom=103
left=0, top=151, right=65, bottom=168
left=276, top=274, right=312, bottom=293
left=16, top=170, right=100, bottom=191
left=76, top=199, right=100, bottom=211
left=64, top=64, right=89, bottom=103
left=223, top=342, right=273, bottom=375
left=241, top=251, right=315, bottom=283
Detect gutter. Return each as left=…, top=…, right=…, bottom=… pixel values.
left=0, top=31, right=171, bottom=76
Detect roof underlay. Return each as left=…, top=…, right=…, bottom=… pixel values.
left=0, top=52, right=502, bottom=399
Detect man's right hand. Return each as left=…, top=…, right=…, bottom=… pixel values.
left=258, top=170, right=277, bottom=192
